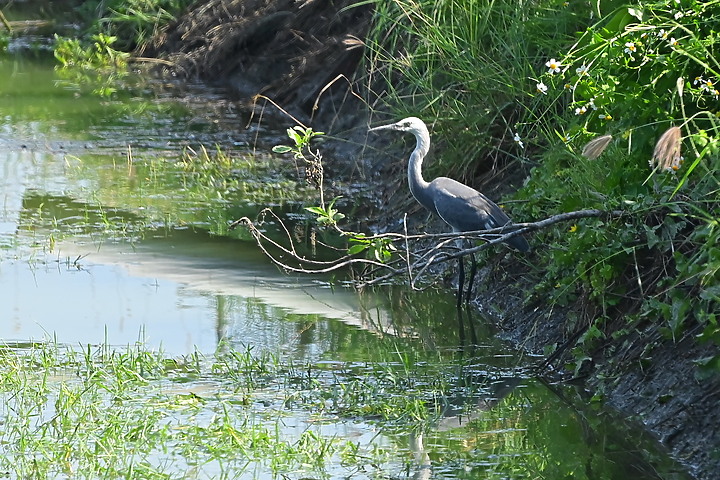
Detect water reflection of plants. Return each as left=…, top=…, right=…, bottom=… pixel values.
left=127, top=146, right=311, bottom=235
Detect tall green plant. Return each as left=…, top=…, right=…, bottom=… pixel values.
left=366, top=0, right=588, bottom=177
left=524, top=0, right=718, bottom=318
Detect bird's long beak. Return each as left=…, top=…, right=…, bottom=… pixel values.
left=369, top=123, right=395, bottom=132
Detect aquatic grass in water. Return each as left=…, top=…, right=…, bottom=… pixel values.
left=0, top=340, right=459, bottom=478
left=7, top=144, right=313, bottom=259
left=0, top=342, right=319, bottom=478
left=0, top=338, right=688, bottom=479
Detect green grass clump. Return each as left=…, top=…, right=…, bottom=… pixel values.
left=51, top=0, right=194, bottom=96
left=515, top=0, right=719, bottom=353
left=72, top=0, right=195, bottom=52
left=0, top=342, right=338, bottom=478
left=54, top=33, right=131, bottom=96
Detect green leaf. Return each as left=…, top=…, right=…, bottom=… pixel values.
left=272, top=145, right=293, bottom=154
left=305, top=206, right=326, bottom=215
left=347, top=244, right=368, bottom=255
left=287, top=128, right=302, bottom=146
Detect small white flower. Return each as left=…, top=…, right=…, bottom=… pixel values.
left=657, top=29, right=668, bottom=39
left=674, top=11, right=684, bottom=19
left=701, top=79, right=715, bottom=92
left=536, top=82, right=548, bottom=94
left=513, top=132, right=524, bottom=149
left=624, top=42, right=637, bottom=54
left=575, top=106, right=587, bottom=115
left=576, top=64, right=589, bottom=76
left=588, top=97, right=598, bottom=110
left=546, top=58, right=562, bottom=74
left=668, top=37, right=679, bottom=47
left=598, top=114, right=612, bottom=120
left=694, top=76, right=704, bottom=86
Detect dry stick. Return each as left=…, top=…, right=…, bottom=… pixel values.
left=232, top=209, right=402, bottom=271
left=0, top=10, right=11, bottom=32
left=247, top=94, right=307, bottom=130
left=265, top=208, right=300, bottom=257
left=310, top=74, right=366, bottom=121
left=0, top=16, right=11, bottom=33
left=407, top=209, right=623, bottom=284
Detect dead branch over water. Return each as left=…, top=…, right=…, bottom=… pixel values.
left=230, top=208, right=624, bottom=288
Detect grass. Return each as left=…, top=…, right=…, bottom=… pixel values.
left=8, top=143, right=313, bottom=261
left=365, top=0, right=589, bottom=179
left=0, top=340, right=385, bottom=478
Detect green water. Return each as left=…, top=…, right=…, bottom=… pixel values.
left=0, top=53, right=691, bottom=479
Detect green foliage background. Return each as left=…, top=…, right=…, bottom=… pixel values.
left=366, top=0, right=719, bottom=367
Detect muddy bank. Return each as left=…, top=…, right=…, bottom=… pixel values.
left=478, top=269, right=720, bottom=480
left=146, top=2, right=719, bottom=478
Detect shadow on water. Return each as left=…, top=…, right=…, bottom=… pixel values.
left=0, top=54, right=693, bottom=479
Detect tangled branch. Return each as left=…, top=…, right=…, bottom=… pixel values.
left=230, top=208, right=625, bottom=288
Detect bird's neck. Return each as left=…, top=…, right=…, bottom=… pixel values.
left=408, top=132, right=433, bottom=210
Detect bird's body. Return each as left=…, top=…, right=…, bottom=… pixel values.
left=370, top=117, right=529, bottom=306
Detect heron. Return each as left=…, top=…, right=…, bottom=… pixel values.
left=369, top=117, right=530, bottom=307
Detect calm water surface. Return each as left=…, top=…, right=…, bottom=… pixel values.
left=0, top=54, right=690, bottom=479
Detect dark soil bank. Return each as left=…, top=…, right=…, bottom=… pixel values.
left=145, top=0, right=373, bottom=127
left=148, top=2, right=720, bottom=478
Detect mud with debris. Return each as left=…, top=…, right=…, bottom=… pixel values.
left=147, top=2, right=720, bottom=478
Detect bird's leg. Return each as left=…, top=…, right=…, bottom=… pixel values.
left=465, top=253, right=477, bottom=304
left=465, top=304, right=478, bottom=346
left=456, top=255, right=465, bottom=310
left=456, top=304, right=466, bottom=345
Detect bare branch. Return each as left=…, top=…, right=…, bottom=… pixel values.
left=230, top=208, right=625, bottom=287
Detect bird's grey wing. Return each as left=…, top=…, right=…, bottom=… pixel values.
left=429, top=178, right=511, bottom=232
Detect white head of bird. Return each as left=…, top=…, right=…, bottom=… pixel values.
left=369, top=116, right=427, bottom=133
left=369, top=117, right=429, bottom=153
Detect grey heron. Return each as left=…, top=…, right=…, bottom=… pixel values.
left=369, top=117, right=530, bottom=307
